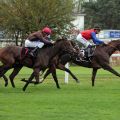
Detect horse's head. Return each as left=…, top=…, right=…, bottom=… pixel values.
left=54, top=38, right=77, bottom=56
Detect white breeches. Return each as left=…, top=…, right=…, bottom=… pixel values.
left=76, top=34, right=92, bottom=48
left=25, top=39, right=44, bottom=48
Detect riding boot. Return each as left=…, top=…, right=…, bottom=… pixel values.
left=87, top=45, right=95, bottom=57
left=29, top=47, right=39, bottom=57
left=75, top=50, right=85, bottom=61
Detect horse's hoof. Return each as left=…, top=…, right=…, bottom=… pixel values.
left=5, top=83, right=8, bottom=87
left=34, top=82, right=39, bottom=85
left=21, top=78, right=26, bottom=82
left=23, top=87, right=26, bottom=91
left=57, top=86, right=61, bottom=89
left=12, top=85, right=15, bottom=88
left=76, top=80, right=80, bottom=83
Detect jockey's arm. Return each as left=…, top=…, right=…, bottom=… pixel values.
left=35, top=32, right=52, bottom=45
left=91, top=32, right=104, bottom=45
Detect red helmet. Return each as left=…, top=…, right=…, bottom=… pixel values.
left=42, top=27, right=52, bottom=35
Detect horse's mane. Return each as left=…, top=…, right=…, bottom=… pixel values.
left=55, top=38, right=67, bottom=43
left=41, top=38, right=67, bottom=49
left=42, top=44, right=53, bottom=49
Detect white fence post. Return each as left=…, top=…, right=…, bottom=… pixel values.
left=65, top=63, right=69, bottom=83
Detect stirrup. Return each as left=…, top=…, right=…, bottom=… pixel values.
left=76, top=57, right=84, bottom=62
left=29, top=52, right=34, bottom=57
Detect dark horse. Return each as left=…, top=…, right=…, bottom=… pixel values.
left=35, top=40, right=120, bottom=86
left=0, top=38, right=77, bottom=89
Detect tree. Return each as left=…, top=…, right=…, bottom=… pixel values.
left=0, top=0, right=75, bottom=45
left=82, top=0, right=120, bottom=29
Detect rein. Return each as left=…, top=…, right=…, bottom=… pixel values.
left=108, top=44, right=118, bottom=51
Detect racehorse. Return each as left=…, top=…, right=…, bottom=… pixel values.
left=0, top=38, right=77, bottom=89
left=37, top=40, right=120, bottom=86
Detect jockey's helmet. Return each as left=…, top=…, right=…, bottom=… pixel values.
left=94, top=26, right=101, bottom=31
left=42, top=27, right=52, bottom=35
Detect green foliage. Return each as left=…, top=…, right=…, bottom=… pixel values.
left=82, top=0, right=120, bottom=29
left=0, top=0, right=74, bottom=44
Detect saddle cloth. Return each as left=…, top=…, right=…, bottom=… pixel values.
left=20, top=47, right=34, bottom=59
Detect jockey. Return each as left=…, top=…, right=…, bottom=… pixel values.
left=25, top=27, right=53, bottom=57
left=76, top=26, right=104, bottom=48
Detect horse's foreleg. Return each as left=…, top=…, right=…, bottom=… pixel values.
left=2, top=75, right=8, bottom=87
left=51, top=64, right=60, bottom=89
left=23, top=72, right=34, bottom=91
left=102, top=64, right=120, bottom=77
left=34, top=68, right=40, bottom=84
left=42, top=69, right=51, bottom=83
left=52, top=70, right=60, bottom=89
left=92, top=68, right=98, bottom=86
left=9, top=66, right=22, bottom=88
left=57, top=64, right=80, bottom=83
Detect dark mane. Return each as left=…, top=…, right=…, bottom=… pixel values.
left=42, top=44, right=53, bottom=49
left=55, top=38, right=67, bottom=43
left=41, top=38, right=68, bottom=49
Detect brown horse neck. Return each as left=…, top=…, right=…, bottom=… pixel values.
left=106, top=41, right=120, bottom=56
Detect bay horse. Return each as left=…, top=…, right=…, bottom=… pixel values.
left=37, top=40, right=120, bottom=86
left=0, top=38, right=77, bottom=89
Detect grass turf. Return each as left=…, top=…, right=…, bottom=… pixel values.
left=0, top=66, right=120, bottom=120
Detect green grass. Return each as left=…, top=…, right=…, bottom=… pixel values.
left=0, top=66, right=120, bottom=120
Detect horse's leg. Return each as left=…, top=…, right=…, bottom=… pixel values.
left=48, top=63, right=60, bottom=89
left=92, top=68, right=98, bottom=86
left=2, top=75, right=8, bottom=87
left=57, top=64, right=80, bottom=83
left=51, top=69, right=60, bottom=89
left=102, top=64, right=120, bottom=77
left=0, top=57, right=15, bottom=71
left=0, top=65, right=12, bottom=87
left=0, top=64, right=13, bottom=77
left=22, top=72, right=34, bottom=91
left=9, top=66, right=22, bottom=88
left=41, top=68, right=51, bottom=83
left=33, top=68, right=41, bottom=84
left=43, top=64, right=60, bottom=88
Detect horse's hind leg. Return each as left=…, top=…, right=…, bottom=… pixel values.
left=0, top=65, right=11, bottom=87
left=0, top=68, right=11, bottom=87
left=2, top=75, right=8, bottom=87
left=92, top=68, right=98, bottom=86
left=9, top=67, right=22, bottom=88
left=41, top=69, right=51, bottom=83
left=102, top=64, right=120, bottom=77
